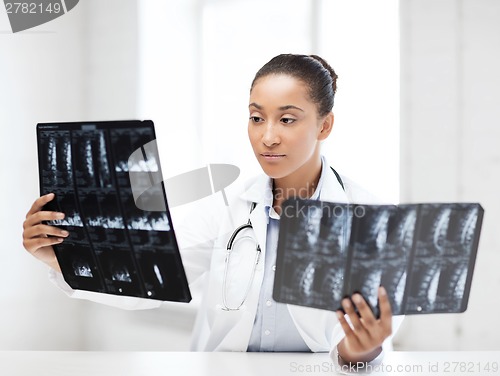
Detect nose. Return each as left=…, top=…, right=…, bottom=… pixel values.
left=262, top=123, right=280, bottom=147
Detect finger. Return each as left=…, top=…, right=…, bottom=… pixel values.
left=336, top=310, right=358, bottom=344
left=24, top=224, right=69, bottom=240
left=24, top=210, right=65, bottom=229
left=378, top=287, right=393, bottom=334
left=24, top=237, right=64, bottom=254
left=26, top=193, right=55, bottom=218
left=352, top=293, right=377, bottom=327
left=378, top=287, right=393, bottom=319
left=342, top=298, right=366, bottom=334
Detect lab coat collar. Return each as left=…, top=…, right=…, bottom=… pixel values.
left=240, top=174, right=274, bottom=207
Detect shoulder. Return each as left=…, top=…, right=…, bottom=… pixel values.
left=322, top=156, right=385, bottom=205
left=339, top=174, right=387, bottom=205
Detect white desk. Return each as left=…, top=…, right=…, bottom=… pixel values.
left=0, top=351, right=498, bottom=376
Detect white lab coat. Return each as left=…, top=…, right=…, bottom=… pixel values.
left=49, top=162, right=403, bottom=357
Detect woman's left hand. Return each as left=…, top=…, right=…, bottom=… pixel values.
left=336, top=286, right=393, bottom=364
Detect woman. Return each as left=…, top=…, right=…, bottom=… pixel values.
left=23, top=54, right=399, bottom=364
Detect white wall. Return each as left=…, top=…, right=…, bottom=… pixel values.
left=319, top=0, right=400, bottom=203
left=396, top=0, right=500, bottom=350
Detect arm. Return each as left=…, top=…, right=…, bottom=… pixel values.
left=336, top=287, right=393, bottom=364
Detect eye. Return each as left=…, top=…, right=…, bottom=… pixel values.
left=281, top=117, right=296, bottom=125
left=250, top=116, right=264, bottom=123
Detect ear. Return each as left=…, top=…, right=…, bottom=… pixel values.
left=317, top=112, right=334, bottom=141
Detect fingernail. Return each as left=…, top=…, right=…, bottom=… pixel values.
left=353, top=294, right=362, bottom=304
left=342, top=299, right=351, bottom=309
left=379, top=287, right=387, bottom=296
left=55, top=213, right=65, bottom=219
left=61, top=230, right=69, bottom=236
left=57, top=238, right=63, bottom=242
left=336, top=311, right=344, bottom=320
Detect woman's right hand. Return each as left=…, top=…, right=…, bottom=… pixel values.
left=22, top=193, right=68, bottom=272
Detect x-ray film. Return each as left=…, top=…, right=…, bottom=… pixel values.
left=273, top=199, right=483, bottom=315
left=37, top=120, right=191, bottom=302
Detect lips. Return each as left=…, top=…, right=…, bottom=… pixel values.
left=260, top=153, right=286, bottom=160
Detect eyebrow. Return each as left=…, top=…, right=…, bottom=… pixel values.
left=249, top=102, right=263, bottom=110
left=249, top=103, right=305, bottom=112
left=279, top=105, right=304, bottom=112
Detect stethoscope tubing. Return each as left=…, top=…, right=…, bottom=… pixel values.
left=222, top=203, right=261, bottom=311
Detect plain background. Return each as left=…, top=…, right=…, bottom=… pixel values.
left=0, top=0, right=498, bottom=351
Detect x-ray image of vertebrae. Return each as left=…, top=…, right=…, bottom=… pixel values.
left=37, top=121, right=191, bottom=303
left=274, top=199, right=483, bottom=315
left=405, top=204, right=481, bottom=314
left=55, top=244, right=105, bottom=292
left=274, top=200, right=352, bottom=310
left=39, top=131, right=73, bottom=187
left=120, top=188, right=170, bottom=231
left=110, top=127, right=157, bottom=187
left=348, top=206, right=416, bottom=316
left=72, top=129, right=112, bottom=189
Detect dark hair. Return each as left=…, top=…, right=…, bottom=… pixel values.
left=250, top=54, right=338, bottom=117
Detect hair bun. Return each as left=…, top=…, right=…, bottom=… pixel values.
left=309, top=55, right=338, bottom=95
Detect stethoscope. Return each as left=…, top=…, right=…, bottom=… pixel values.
left=222, top=202, right=260, bottom=311
left=220, top=167, right=345, bottom=311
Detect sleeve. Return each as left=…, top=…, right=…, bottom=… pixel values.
left=173, top=194, right=229, bottom=300
left=340, top=174, right=395, bottom=205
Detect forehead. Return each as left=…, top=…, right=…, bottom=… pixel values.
left=249, top=74, right=312, bottom=107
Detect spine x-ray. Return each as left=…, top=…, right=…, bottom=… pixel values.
left=37, top=120, right=191, bottom=302
left=273, top=199, right=483, bottom=315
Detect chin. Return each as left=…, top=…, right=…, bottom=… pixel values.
left=258, top=164, right=290, bottom=179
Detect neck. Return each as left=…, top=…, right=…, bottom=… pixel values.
left=273, top=152, right=322, bottom=215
